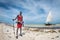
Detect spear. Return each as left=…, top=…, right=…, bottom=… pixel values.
left=12, top=19, right=15, bottom=35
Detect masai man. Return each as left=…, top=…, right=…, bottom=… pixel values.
left=13, top=11, right=23, bottom=39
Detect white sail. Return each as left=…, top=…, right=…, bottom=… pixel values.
left=46, top=11, right=52, bottom=23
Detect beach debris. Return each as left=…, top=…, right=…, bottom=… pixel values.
left=45, top=30, right=57, bottom=33
left=23, top=27, right=29, bottom=30
left=29, top=28, right=40, bottom=32
left=39, top=29, right=44, bottom=32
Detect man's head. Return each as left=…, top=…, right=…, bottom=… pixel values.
left=20, top=11, right=22, bottom=15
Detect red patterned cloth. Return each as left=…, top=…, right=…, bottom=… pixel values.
left=17, top=15, right=23, bottom=28
left=17, top=23, right=22, bottom=28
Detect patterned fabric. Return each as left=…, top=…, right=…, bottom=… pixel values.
left=17, top=15, right=23, bottom=28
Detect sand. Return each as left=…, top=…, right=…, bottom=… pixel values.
left=0, top=23, right=60, bottom=40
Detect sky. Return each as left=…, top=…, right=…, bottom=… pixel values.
left=0, top=0, right=60, bottom=24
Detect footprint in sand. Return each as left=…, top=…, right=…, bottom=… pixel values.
left=55, top=36, right=59, bottom=38
left=7, top=30, right=9, bottom=32
left=51, top=36, right=59, bottom=39
left=51, top=38, right=54, bottom=39
left=8, top=36, right=11, bottom=38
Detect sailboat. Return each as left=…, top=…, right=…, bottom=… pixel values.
left=45, top=11, right=53, bottom=26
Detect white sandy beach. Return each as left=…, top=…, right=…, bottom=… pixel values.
left=0, top=23, right=60, bottom=40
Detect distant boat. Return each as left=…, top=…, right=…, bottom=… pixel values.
left=45, top=11, right=54, bottom=26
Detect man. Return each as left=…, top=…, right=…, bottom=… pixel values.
left=13, top=11, right=23, bottom=39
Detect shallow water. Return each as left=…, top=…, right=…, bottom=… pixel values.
left=24, top=24, right=60, bottom=27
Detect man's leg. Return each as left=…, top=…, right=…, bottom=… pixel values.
left=20, top=27, right=22, bottom=36
left=16, top=28, right=18, bottom=38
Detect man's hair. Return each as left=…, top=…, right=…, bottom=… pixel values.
left=20, top=11, right=22, bottom=15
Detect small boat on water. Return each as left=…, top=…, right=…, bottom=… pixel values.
left=45, top=10, right=56, bottom=26
left=45, top=23, right=52, bottom=26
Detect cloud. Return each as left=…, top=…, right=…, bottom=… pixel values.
left=0, top=0, right=60, bottom=24
left=0, top=2, right=10, bottom=9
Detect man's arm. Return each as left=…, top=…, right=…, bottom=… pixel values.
left=15, top=16, right=18, bottom=20
left=13, top=15, right=18, bottom=21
